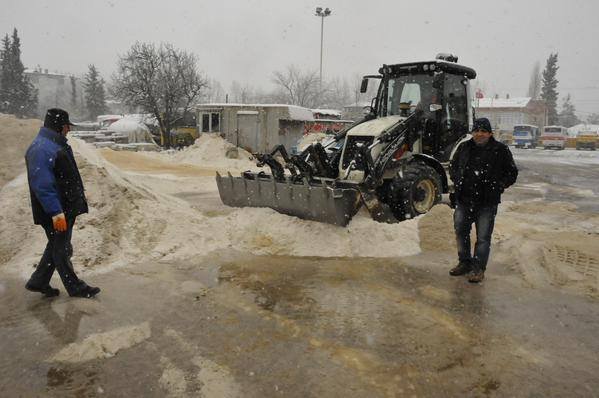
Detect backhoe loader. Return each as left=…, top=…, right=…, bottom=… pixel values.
left=216, top=54, right=476, bottom=226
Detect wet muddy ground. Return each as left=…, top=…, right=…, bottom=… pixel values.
left=2, top=251, right=599, bottom=397
left=2, top=147, right=599, bottom=397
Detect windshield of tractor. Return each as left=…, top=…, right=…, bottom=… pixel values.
left=384, top=74, right=435, bottom=117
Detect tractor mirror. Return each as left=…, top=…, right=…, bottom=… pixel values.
left=429, top=104, right=442, bottom=112
left=360, top=77, right=369, bottom=93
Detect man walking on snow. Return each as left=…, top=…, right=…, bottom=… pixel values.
left=24, top=108, right=100, bottom=298
left=449, top=118, right=518, bottom=283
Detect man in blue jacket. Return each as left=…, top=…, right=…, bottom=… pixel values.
left=25, top=108, right=100, bottom=298
left=448, top=118, right=518, bottom=283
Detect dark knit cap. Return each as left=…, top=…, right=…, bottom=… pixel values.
left=44, top=108, right=75, bottom=131
left=472, top=118, right=492, bottom=133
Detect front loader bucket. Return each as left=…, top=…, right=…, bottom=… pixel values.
left=216, top=172, right=362, bottom=227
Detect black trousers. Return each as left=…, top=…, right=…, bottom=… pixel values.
left=28, top=216, right=82, bottom=294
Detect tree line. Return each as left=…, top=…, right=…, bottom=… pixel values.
left=5, top=27, right=596, bottom=145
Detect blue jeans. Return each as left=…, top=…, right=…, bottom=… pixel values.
left=453, top=202, right=498, bottom=271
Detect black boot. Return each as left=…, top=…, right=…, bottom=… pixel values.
left=69, top=282, right=101, bottom=298
left=467, top=267, right=485, bottom=283
left=25, top=281, right=60, bottom=297
left=449, top=262, right=472, bottom=276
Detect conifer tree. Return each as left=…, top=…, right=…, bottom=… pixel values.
left=0, top=34, right=12, bottom=112
left=70, top=75, right=78, bottom=109
left=527, top=61, right=541, bottom=99
left=540, top=53, right=559, bottom=125
left=0, top=29, right=37, bottom=117
left=83, top=64, right=108, bottom=119
left=558, top=94, right=580, bottom=128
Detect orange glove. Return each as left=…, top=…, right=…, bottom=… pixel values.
left=52, top=213, right=67, bottom=232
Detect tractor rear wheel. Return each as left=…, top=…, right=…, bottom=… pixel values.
left=388, top=162, right=442, bottom=221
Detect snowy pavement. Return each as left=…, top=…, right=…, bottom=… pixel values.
left=508, top=147, right=599, bottom=213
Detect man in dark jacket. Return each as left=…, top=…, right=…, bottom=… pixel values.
left=24, top=108, right=100, bottom=298
left=448, top=118, right=518, bottom=283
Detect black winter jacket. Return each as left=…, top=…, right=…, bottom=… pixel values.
left=25, top=127, right=88, bottom=225
left=449, top=136, right=518, bottom=206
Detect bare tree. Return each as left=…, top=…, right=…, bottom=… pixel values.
left=271, top=65, right=320, bottom=108
left=202, top=78, right=225, bottom=103
left=320, top=77, right=352, bottom=110
left=229, top=80, right=256, bottom=104
left=527, top=61, right=542, bottom=99
left=112, top=42, right=208, bottom=147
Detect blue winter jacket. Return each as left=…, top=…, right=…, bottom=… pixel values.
left=25, top=127, right=88, bottom=225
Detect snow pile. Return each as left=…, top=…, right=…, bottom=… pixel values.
left=199, top=207, right=421, bottom=258
left=158, top=134, right=257, bottom=171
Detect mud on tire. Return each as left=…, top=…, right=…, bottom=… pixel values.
left=386, top=162, right=442, bottom=221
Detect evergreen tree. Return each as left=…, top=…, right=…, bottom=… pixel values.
left=0, top=29, right=37, bottom=117
left=0, top=34, right=12, bottom=112
left=527, top=61, right=541, bottom=99
left=70, top=75, right=77, bottom=109
left=540, top=53, right=559, bottom=125
left=557, top=94, right=580, bottom=128
left=83, top=64, right=107, bottom=120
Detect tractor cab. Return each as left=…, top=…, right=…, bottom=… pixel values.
left=361, top=54, right=476, bottom=162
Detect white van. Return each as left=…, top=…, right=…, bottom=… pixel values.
left=541, top=126, right=567, bottom=150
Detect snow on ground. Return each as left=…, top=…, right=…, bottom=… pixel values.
left=1, top=114, right=597, bottom=298
left=0, top=134, right=421, bottom=281
left=512, top=147, right=599, bottom=165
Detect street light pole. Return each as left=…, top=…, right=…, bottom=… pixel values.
left=315, top=7, right=332, bottom=93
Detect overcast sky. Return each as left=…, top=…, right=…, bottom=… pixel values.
left=1, top=0, right=598, bottom=115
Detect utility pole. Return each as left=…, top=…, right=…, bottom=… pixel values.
left=315, top=7, right=332, bottom=93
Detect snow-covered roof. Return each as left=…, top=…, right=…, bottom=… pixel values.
left=568, top=124, right=599, bottom=135
left=108, top=118, right=150, bottom=134
left=344, top=102, right=371, bottom=108
left=196, top=103, right=314, bottom=121
left=312, top=108, right=342, bottom=117
left=97, top=114, right=123, bottom=122
left=123, top=113, right=159, bottom=126
left=287, top=105, right=314, bottom=121
left=475, top=97, right=531, bottom=109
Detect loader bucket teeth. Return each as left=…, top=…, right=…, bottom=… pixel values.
left=216, top=172, right=361, bottom=226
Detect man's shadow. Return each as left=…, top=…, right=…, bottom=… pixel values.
left=26, top=299, right=92, bottom=344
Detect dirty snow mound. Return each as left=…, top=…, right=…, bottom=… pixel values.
left=158, top=134, right=257, bottom=171
left=212, top=207, right=421, bottom=258
left=49, top=322, right=151, bottom=363
left=418, top=204, right=455, bottom=252
left=0, top=114, right=41, bottom=187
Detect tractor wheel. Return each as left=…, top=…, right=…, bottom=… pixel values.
left=388, top=162, right=442, bottom=221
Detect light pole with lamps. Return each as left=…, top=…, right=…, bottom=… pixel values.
left=315, top=7, right=332, bottom=92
